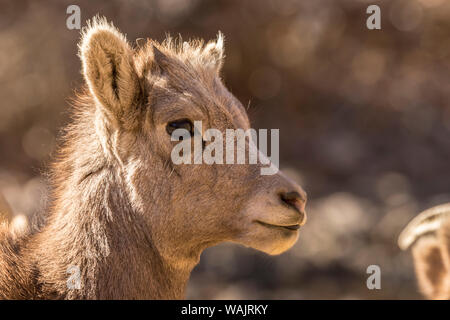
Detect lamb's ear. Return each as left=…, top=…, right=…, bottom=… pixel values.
left=438, top=220, right=450, bottom=273
left=202, top=32, right=225, bottom=73
left=79, top=18, right=140, bottom=117
left=412, top=237, right=447, bottom=299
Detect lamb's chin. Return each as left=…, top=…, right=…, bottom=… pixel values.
left=235, top=224, right=300, bottom=256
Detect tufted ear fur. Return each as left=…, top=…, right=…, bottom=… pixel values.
left=79, top=17, right=141, bottom=121
left=202, top=32, right=225, bottom=73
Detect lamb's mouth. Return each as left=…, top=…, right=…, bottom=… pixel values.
left=256, top=220, right=301, bottom=231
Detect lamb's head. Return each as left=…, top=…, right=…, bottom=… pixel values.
left=79, top=18, right=307, bottom=264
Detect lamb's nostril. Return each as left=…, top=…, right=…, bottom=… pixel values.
left=281, top=191, right=305, bottom=205
left=280, top=191, right=307, bottom=219
left=281, top=191, right=300, bottom=202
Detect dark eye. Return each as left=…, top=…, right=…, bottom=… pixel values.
left=166, top=119, right=194, bottom=136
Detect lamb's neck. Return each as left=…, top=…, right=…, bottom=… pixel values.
left=36, top=169, right=195, bottom=299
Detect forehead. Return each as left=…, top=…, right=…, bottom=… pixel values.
left=150, top=66, right=250, bottom=130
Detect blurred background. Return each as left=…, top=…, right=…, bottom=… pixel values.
left=1, top=0, right=450, bottom=299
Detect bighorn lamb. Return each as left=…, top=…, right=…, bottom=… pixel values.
left=0, top=17, right=307, bottom=299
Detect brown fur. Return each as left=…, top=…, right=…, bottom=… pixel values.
left=0, top=193, right=12, bottom=223
left=399, top=204, right=450, bottom=299
left=0, top=17, right=307, bottom=299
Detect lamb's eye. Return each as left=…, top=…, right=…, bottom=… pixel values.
left=166, top=119, right=194, bottom=136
